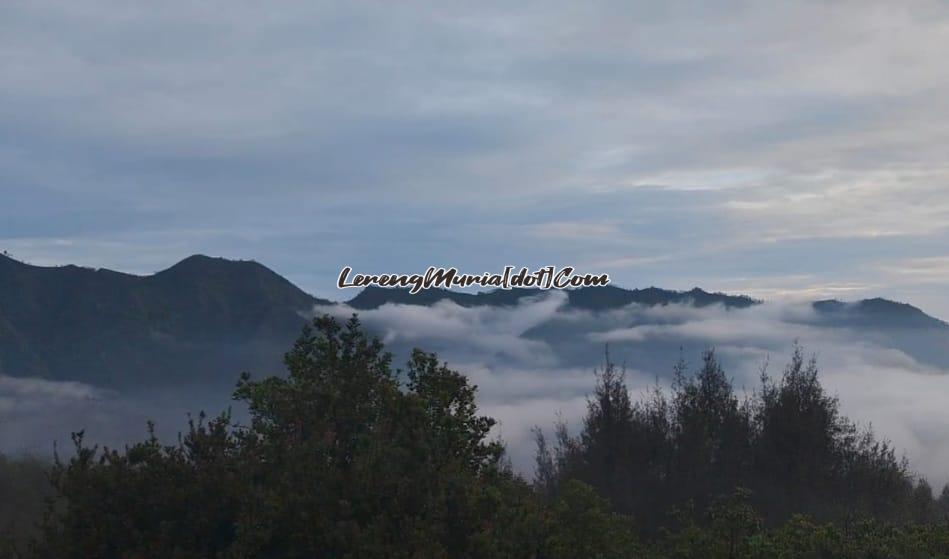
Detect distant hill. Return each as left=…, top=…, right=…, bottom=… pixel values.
left=2, top=254, right=947, bottom=390
left=347, top=285, right=759, bottom=311
left=812, top=298, right=949, bottom=330
left=0, top=254, right=326, bottom=389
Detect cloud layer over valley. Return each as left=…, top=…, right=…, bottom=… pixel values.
left=4, top=289, right=949, bottom=489
left=316, top=295, right=949, bottom=486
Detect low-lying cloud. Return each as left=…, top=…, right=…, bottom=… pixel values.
left=316, top=295, right=949, bottom=486
left=5, top=293, right=948, bottom=488
left=0, top=375, right=235, bottom=459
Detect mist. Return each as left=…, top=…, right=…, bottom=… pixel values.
left=316, top=294, right=949, bottom=487
left=3, top=292, right=948, bottom=488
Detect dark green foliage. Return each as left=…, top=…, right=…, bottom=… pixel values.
left=0, top=455, right=51, bottom=557
left=34, top=418, right=240, bottom=558
left=537, top=345, right=927, bottom=535
left=669, top=351, right=754, bottom=514
left=29, top=315, right=541, bottom=558
left=540, top=480, right=640, bottom=558
left=651, top=493, right=949, bottom=559
left=13, top=316, right=949, bottom=558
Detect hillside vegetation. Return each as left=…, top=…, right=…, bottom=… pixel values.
left=4, top=316, right=949, bottom=558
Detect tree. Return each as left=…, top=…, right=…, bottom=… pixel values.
left=754, top=344, right=844, bottom=519
left=577, top=355, right=637, bottom=506
left=670, top=350, right=753, bottom=511
left=32, top=315, right=541, bottom=558
left=541, top=480, right=639, bottom=559
left=537, top=344, right=923, bottom=534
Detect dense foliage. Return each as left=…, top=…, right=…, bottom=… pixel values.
left=534, top=346, right=934, bottom=535
left=0, top=455, right=51, bottom=556
left=4, top=316, right=949, bottom=558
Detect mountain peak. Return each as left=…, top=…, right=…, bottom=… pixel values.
left=0, top=253, right=326, bottom=387
left=158, top=254, right=266, bottom=275
left=171, top=253, right=221, bottom=266
left=149, top=254, right=325, bottom=311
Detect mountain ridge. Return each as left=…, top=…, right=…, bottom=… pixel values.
left=812, top=297, right=949, bottom=329
left=1, top=253, right=945, bottom=389
left=345, top=284, right=761, bottom=311
left=0, top=253, right=327, bottom=387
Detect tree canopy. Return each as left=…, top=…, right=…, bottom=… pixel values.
left=8, top=317, right=949, bottom=558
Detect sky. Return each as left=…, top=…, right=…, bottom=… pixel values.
left=2, top=1, right=949, bottom=318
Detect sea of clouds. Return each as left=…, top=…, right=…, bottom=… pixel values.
left=316, top=293, right=949, bottom=487
left=4, top=292, right=949, bottom=488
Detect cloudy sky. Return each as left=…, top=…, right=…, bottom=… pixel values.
left=2, top=1, right=949, bottom=317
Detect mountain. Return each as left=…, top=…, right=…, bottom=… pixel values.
left=347, top=285, right=759, bottom=311
left=2, top=253, right=947, bottom=391
left=810, top=298, right=949, bottom=370
left=0, top=254, right=326, bottom=390
left=812, top=298, right=949, bottom=330
left=345, top=282, right=949, bottom=373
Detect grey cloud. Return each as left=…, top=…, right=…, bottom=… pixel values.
left=305, top=295, right=949, bottom=483
left=6, top=291, right=949, bottom=483
left=314, top=291, right=569, bottom=367
left=0, top=375, right=231, bottom=458
left=4, top=1, right=949, bottom=317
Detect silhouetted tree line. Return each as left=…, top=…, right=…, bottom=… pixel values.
left=534, top=346, right=949, bottom=538
left=4, top=316, right=949, bottom=558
